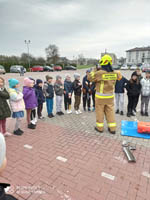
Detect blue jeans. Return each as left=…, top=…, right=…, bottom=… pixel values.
left=46, top=98, right=53, bottom=115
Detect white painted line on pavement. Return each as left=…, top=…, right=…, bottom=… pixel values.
left=142, top=171, right=150, bottom=178
left=24, top=144, right=33, bottom=149
left=56, top=156, right=67, bottom=162
left=101, top=172, right=115, bottom=181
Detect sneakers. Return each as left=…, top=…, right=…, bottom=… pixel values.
left=48, top=113, right=54, bottom=118
left=59, top=111, right=64, bottom=115
left=145, top=112, right=149, bottom=116
left=38, top=116, right=45, bottom=119
left=75, top=110, right=79, bottom=115
left=141, top=111, right=144, bottom=116
left=131, top=112, right=135, bottom=116
left=88, top=107, right=91, bottom=111
left=28, top=123, right=36, bottom=129
left=120, top=111, right=124, bottom=115
left=92, top=107, right=95, bottom=111
left=78, top=110, right=82, bottom=114
left=3, top=132, right=12, bottom=137
left=127, top=113, right=131, bottom=117
left=13, top=129, right=23, bottom=136
left=116, top=109, right=119, bottom=114
left=67, top=110, right=72, bottom=114
left=56, top=112, right=61, bottom=115
left=108, top=128, right=116, bottom=134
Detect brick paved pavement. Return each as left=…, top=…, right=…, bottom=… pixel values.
left=1, top=70, right=150, bottom=200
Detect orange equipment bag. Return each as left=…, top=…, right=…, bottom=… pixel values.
left=138, top=121, right=150, bottom=133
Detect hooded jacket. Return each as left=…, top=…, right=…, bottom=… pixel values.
left=43, top=82, right=54, bottom=99
left=34, top=85, right=45, bottom=104
left=0, top=88, right=11, bottom=120
left=64, top=80, right=73, bottom=96
left=8, top=88, right=25, bottom=112
left=54, top=81, right=64, bottom=96
left=140, top=77, right=150, bottom=96
left=23, top=86, right=38, bottom=109
left=115, top=77, right=128, bottom=93
left=125, top=80, right=141, bottom=96
left=73, top=79, right=82, bottom=96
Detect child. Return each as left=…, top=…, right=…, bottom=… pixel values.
left=115, top=76, right=128, bottom=115
left=73, top=73, right=82, bottom=114
left=8, top=79, right=25, bottom=135
left=23, top=78, right=38, bottom=129
left=0, top=77, right=11, bottom=136
left=43, top=75, right=54, bottom=118
left=29, top=77, right=37, bottom=125
left=54, top=75, right=64, bottom=115
left=82, top=70, right=92, bottom=111
left=140, top=71, right=150, bottom=116
left=126, top=74, right=141, bottom=117
left=64, top=74, right=73, bottom=114
left=35, top=79, right=45, bottom=119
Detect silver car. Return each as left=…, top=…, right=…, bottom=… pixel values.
left=0, top=65, right=6, bottom=74
left=10, top=65, right=26, bottom=73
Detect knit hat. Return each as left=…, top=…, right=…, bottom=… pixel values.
left=36, top=79, right=43, bottom=85
left=8, top=78, right=19, bottom=88
left=74, top=73, right=80, bottom=80
left=131, top=72, right=138, bottom=78
left=86, top=69, right=91, bottom=73
left=46, top=75, right=53, bottom=81
left=65, top=74, right=71, bottom=79
left=56, top=75, right=62, bottom=80
left=24, top=77, right=34, bottom=87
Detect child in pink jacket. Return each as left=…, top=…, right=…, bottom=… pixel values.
left=8, top=79, right=25, bottom=136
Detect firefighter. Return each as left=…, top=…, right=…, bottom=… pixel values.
left=88, top=55, right=122, bottom=134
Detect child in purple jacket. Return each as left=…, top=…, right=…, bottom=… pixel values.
left=23, top=78, right=37, bottom=129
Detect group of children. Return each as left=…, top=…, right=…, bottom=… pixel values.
left=1, top=68, right=149, bottom=137
left=115, top=68, right=150, bottom=117
left=0, top=70, right=95, bottom=137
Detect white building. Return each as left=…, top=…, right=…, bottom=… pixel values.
left=126, top=47, right=150, bottom=65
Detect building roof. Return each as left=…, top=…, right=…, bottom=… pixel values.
left=126, top=47, right=150, bottom=52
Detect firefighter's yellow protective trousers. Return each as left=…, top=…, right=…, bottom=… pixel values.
left=95, top=97, right=116, bottom=132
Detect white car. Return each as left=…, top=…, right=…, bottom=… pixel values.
left=130, top=65, right=137, bottom=70
left=121, top=65, right=128, bottom=70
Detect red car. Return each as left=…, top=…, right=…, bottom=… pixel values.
left=31, top=66, right=44, bottom=72
left=53, top=65, right=62, bottom=71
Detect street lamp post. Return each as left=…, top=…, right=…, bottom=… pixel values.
left=24, top=40, right=31, bottom=70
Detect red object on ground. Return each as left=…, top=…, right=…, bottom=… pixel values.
left=138, top=121, right=150, bottom=133
left=30, top=66, right=44, bottom=72
left=53, top=65, right=62, bottom=71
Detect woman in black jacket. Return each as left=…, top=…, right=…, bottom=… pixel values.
left=126, top=74, right=141, bottom=117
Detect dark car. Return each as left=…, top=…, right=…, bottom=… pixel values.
left=43, top=66, right=54, bottom=72
left=65, top=66, right=77, bottom=70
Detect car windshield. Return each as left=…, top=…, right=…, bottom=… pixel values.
left=0, top=66, right=4, bottom=69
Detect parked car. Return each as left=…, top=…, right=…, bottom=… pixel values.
left=31, top=66, right=44, bottom=72
left=120, top=65, right=128, bottom=70
left=10, top=65, right=26, bottom=73
left=65, top=66, right=77, bottom=70
left=53, top=65, right=62, bottom=71
left=112, top=65, right=120, bottom=70
left=0, top=65, right=6, bottom=74
left=130, top=65, right=137, bottom=70
left=43, top=66, right=54, bottom=72
left=141, top=64, right=150, bottom=72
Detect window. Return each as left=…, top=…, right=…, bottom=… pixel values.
left=142, top=52, right=145, bottom=63
left=136, top=51, right=139, bottom=60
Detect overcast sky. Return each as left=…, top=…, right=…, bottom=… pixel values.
left=0, top=0, right=150, bottom=59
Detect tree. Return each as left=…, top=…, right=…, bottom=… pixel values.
left=45, top=44, right=59, bottom=64
left=78, top=54, right=86, bottom=65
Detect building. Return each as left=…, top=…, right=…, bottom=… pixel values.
left=101, top=52, right=117, bottom=65
left=126, top=46, right=150, bottom=65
